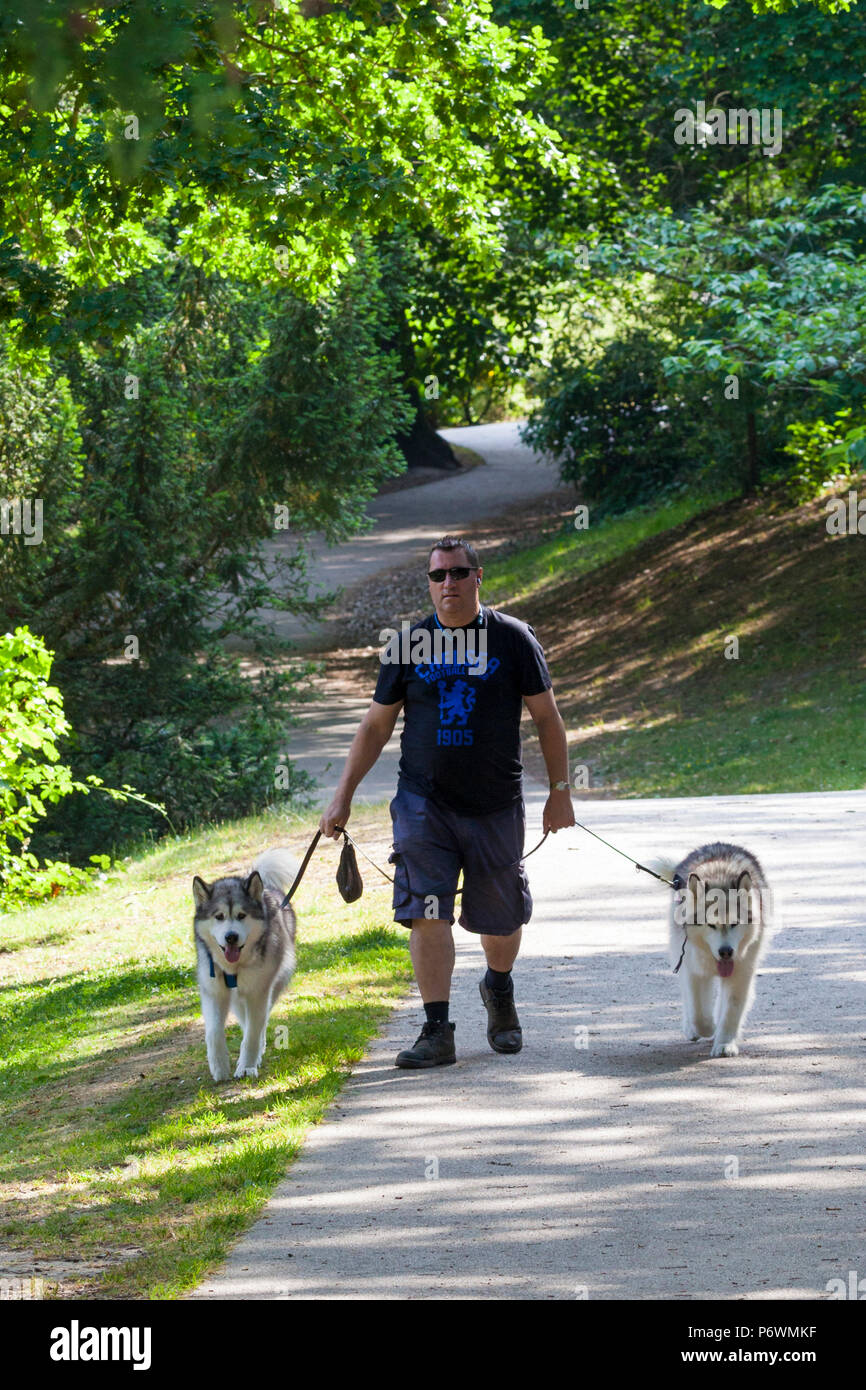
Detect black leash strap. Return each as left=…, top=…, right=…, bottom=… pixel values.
left=446, top=827, right=550, bottom=903
left=523, top=829, right=550, bottom=861
left=279, top=823, right=551, bottom=909
left=570, top=817, right=685, bottom=973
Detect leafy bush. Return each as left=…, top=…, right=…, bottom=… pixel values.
left=0, top=628, right=112, bottom=908
left=770, top=409, right=866, bottom=501
left=522, top=329, right=710, bottom=513
left=33, top=662, right=316, bottom=866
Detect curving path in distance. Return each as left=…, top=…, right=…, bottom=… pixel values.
left=260, top=420, right=561, bottom=649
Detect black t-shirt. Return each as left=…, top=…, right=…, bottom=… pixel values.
left=373, top=605, right=552, bottom=815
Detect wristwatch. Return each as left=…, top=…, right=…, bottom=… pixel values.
left=550, top=780, right=570, bottom=791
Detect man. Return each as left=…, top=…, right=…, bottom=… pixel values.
left=320, top=535, right=575, bottom=1068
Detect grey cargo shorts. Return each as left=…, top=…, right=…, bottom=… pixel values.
left=387, top=783, right=533, bottom=936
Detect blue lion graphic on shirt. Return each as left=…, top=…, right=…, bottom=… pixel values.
left=437, top=679, right=476, bottom=727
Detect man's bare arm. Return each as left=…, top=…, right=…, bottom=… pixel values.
left=523, top=688, right=575, bottom=833
left=319, top=698, right=404, bottom=837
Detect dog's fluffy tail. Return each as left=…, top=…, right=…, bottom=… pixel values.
left=646, top=855, right=679, bottom=888
left=253, top=847, right=301, bottom=896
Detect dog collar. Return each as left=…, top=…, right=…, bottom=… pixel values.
left=207, top=950, right=237, bottom=988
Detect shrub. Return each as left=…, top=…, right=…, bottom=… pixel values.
left=0, top=628, right=111, bottom=907
left=522, top=329, right=711, bottom=514
left=771, top=409, right=866, bottom=501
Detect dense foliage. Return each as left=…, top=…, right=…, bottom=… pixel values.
left=0, top=627, right=121, bottom=906
left=1, top=246, right=409, bottom=861
left=1, top=0, right=864, bottom=887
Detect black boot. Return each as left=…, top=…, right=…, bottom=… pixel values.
left=479, top=978, right=522, bottom=1053
left=395, top=1020, right=457, bottom=1069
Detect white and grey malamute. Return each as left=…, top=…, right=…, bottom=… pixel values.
left=192, top=848, right=299, bottom=1081
left=661, top=842, right=772, bottom=1058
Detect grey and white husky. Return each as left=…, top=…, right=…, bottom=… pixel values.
left=192, top=848, right=299, bottom=1081
left=659, top=842, right=772, bottom=1058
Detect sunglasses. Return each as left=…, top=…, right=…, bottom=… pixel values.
left=427, top=566, right=477, bottom=582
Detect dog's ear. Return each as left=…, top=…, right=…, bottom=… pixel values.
left=737, top=870, right=753, bottom=921
left=245, top=870, right=264, bottom=904
left=687, top=874, right=702, bottom=923
left=192, top=876, right=211, bottom=908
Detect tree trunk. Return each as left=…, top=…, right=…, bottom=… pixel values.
left=397, top=384, right=461, bottom=471
left=384, top=308, right=460, bottom=471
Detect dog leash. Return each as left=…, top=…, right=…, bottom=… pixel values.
left=279, top=823, right=550, bottom=909
left=279, top=817, right=686, bottom=969
left=280, top=828, right=326, bottom=907
left=282, top=817, right=679, bottom=907
left=279, top=824, right=363, bottom=909
left=570, top=817, right=678, bottom=889
left=566, top=818, right=687, bottom=971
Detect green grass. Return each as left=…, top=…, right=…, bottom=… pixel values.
left=483, top=486, right=737, bottom=607
left=578, top=673, right=866, bottom=797
left=493, top=482, right=866, bottom=798
left=0, top=804, right=412, bottom=1299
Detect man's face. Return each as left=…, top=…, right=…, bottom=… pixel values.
left=428, top=547, right=483, bottom=625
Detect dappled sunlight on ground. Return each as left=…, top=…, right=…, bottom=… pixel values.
left=191, top=786, right=866, bottom=1301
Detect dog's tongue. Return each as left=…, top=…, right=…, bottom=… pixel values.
left=716, top=958, right=735, bottom=978
left=224, top=944, right=241, bottom=964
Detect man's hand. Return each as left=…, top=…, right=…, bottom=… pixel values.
left=320, top=791, right=351, bottom=839
left=543, top=788, right=575, bottom=834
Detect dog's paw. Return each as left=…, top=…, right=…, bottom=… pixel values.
left=684, top=1018, right=714, bottom=1041
left=234, top=1062, right=259, bottom=1079
left=209, top=1063, right=231, bottom=1082
left=711, top=1040, right=739, bottom=1058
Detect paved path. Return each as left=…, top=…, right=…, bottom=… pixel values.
left=191, top=784, right=866, bottom=1301
left=260, top=421, right=560, bottom=649
left=286, top=691, right=399, bottom=802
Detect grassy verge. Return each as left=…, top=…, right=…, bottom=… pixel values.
left=484, top=485, right=738, bottom=607
left=487, top=481, right=866, bottom=797
left=0, top=803, right=410, bottom=1300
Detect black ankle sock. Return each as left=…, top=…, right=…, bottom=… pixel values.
left=424, top=1000, right=450, bottom=1025
left=485, top=967, right=512, bottom=994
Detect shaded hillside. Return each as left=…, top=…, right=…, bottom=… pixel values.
left=510, top=482, right=866, bottom=796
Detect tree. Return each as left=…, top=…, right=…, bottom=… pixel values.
left=0, top=243, right=411, bottom=856
left=613, top=187, right=866, bottom=492
left=0, top=2, right=561, bottom=332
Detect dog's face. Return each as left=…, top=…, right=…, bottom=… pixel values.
left=192, top=871, right=265, bottom=968
left=675, top=870, right=758, bottom=976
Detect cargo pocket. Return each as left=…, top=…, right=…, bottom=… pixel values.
left=517, top=865, right=533, bottom=925
left=388, top=850, right=413, bottom=920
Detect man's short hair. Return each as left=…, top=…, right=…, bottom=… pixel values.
left=428, top=535, right=480, bottom=570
